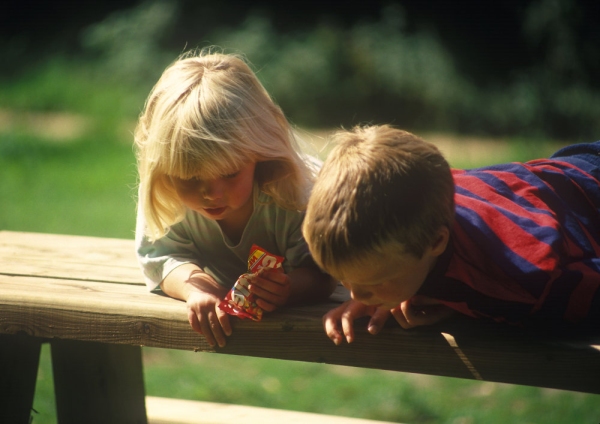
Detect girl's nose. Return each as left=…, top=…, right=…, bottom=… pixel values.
left=201, top=179, right=224, bottom=200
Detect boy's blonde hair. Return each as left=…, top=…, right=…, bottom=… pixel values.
left=303, top=125, right=454, bottom=279
left=135, top=49, right=313, bottom=240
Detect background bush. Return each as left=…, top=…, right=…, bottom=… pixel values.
left=2, top=0, right=599, bottom=141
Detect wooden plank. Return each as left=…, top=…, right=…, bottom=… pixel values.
left=0, top=230, right=143, bottom=285
left=0, top=334, right=42, bottom=424
left=1, top=273, right=599, bottom=392
left=52, top=339, right=147, bottom=424
left=145, top=396, right=397, bottom=424
left=0, top=274, right=469, bottom=380
left=1, top=231, right=599, bottom=394
left=435, top=323, right=600, bottom=394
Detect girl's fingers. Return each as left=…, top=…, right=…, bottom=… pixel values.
left=198, top=316, right=213, bottom=346
left=248, top=280, right=276, bottom=300
left=255, top=297, right=277, bottom=312
left=216, top=307, right=232, bottom=336
left=249, top=272, right=291, bottom=307
left=198, top=310, right=227, bottom=348
left=251, top=272, right=290, bottom=292
left=188, top=309, right=203, bottom=336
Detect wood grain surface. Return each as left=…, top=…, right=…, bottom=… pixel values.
left=1, top=230, right=599, bottom=394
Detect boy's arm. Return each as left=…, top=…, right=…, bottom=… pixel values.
left=391, top=296, right=455, bottom=329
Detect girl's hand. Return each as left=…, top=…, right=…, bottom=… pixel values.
left=391, top=295, right=454, bottom=329
left=186, top=290, right=232, bottom=348
left=322, top=300, right=392, bottom=345
left=248, top=268, right=292, bottom=312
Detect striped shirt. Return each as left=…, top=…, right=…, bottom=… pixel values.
left=417, top=142, right=600, bottom=329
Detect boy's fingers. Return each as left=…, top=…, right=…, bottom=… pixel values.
left=340, top=301, right=369, bottom=342
left=368, top=307, right=391, bottom=334
left=391, top=304, right=413, bottom=329
left=409, top=304, right=455, bottom=326
left=322, top=314, right=343, bottom=345
left=401, top=300, right=423, bottom=328
left=340, top=310, right=356, bottom=343
left=394, top=300, right=453, bottom=328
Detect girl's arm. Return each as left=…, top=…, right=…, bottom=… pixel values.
left=160, top=263, right=232, bottom=348
left=287, top=259, right=338, bottom=304
left=249, top=257, right=337, bottom=311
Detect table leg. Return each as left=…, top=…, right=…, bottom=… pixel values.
left=51, top=340, right=147, bottom=424
left=0, top=333, right=43, bottom=424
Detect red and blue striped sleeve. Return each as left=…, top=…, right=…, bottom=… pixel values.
left=421, top=158, right=600, bottom=328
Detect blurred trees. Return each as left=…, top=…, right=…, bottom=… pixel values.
left=1, top=0, right=599, bottom=141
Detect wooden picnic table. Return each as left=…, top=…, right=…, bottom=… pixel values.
left=0, top=230, right=599, bottom=423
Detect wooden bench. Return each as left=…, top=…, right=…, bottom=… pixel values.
left=1, top=230, right=599, bottom=423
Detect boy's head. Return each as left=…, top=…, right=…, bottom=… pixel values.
left=302, top=125, right=454, bottom=305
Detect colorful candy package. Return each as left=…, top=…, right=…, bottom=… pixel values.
left=218, top=244, right=284, bottom=321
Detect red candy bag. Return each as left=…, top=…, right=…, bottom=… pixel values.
left=218, top=244, right=284, bottom=321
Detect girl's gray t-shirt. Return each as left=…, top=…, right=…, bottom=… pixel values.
left=135, top=185, right=310, bottom=291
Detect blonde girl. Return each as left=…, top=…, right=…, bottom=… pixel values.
left=135, top=49, right=336, bottom=348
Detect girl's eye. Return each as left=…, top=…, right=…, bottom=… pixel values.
left=172, top=177, right=198, bottom=187
left=223, top=171, right=240, bottom=179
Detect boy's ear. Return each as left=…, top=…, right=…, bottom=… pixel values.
left=430, top=226, right=450, bottom=257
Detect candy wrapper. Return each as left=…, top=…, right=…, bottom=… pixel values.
left=218, top=244, right=284, bottom=321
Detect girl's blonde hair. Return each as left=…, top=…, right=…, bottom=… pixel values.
left=135, top=49, right=313, bottom=240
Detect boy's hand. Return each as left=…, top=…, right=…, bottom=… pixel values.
left=323, top=300, right=392, bottom=345
left=248, top=268, right=291, bottom=312
left=186, top=290, right=232, bottom=348
left=391, top=295, right=454, bottom=329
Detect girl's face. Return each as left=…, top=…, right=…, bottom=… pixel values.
left=171, top=162, right=256, bottom=224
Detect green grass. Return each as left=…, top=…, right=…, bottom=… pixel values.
left=141, top=348, right=600, bottom=423
left=0, top=132, right=137, bottom=239
left=30, top=345, right=600, bottom=424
